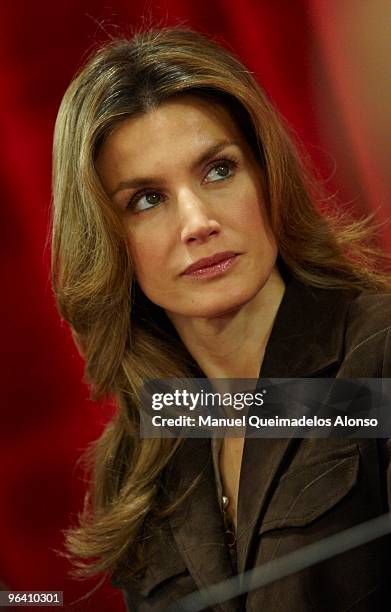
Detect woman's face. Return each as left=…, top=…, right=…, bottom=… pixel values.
left=97, top=95, right=278, bottom=320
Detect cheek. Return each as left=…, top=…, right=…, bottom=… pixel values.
left=231, top=187, right=270, bottom=237
left=131, top=237, right=152, bottom=259
left=126, top=230, right=163, bottom=282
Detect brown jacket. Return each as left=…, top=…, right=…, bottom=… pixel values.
left=120, top=277, right=391, bottom=611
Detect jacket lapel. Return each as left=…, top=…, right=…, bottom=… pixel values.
left=236, top=276, right=359, bottom=574
left=167, top=437, right=242, bottom=612
left=166, top=276, right=359, bottom=601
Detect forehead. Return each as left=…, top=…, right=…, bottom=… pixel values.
left=96, top=95, right=245, bottom=189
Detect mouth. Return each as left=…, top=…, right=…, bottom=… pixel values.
left=182, top=251, right=239, bottom=278
left=182, top=251, right=238, bottom=274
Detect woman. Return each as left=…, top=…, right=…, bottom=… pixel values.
left=52, top=28, right=391, bottom=611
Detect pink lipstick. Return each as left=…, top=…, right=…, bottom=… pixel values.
left=182, top=252, right=239, bottom=278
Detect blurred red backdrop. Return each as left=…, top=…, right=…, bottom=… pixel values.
left=0, top=1, right=390, bottom=610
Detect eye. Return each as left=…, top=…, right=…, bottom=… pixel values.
left=204, top=159, right=237, bottom=184
left=128, top=190, right=165, bottom=212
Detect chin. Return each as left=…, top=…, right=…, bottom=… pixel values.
left=185, top=289, right=255, bottom=319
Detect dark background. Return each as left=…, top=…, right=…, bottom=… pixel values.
left=1, top=1, right=390, bottom=610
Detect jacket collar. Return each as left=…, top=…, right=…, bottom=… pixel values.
left=259, top=273, right=358, bottom=378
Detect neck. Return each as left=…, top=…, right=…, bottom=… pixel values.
left=166, top=267, right=285, bottom=379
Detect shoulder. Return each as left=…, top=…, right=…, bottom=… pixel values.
left=341, top=290, right=391, bottom=377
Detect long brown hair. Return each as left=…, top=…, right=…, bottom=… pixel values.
left=51, top=27, right=389, bottom=583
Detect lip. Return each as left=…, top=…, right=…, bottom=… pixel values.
left=182, top=251, right=239, bottom=276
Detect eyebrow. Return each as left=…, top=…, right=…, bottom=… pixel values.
left=109, top=139, right=239, bottom=197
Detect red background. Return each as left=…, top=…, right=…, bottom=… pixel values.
left=1, top=1, right=390, bottom=610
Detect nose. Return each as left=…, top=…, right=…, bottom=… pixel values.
left=178, top=189, right=221, bottom=244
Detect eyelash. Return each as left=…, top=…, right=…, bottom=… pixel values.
left=126, top=156, right=239, bottom=211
